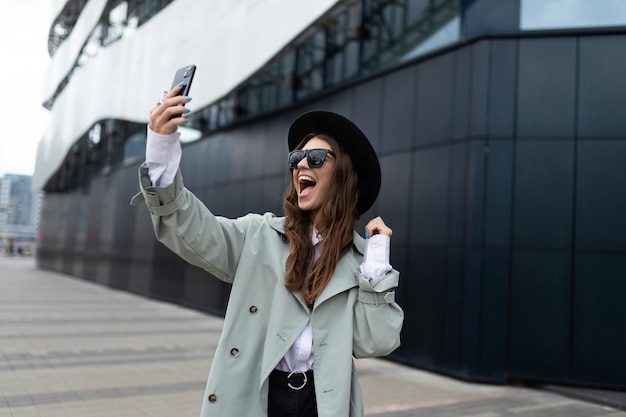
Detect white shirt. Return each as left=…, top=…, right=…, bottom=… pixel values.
left=145, top=126, right=392, bottom=372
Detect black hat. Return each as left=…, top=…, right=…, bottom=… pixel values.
left=288, top=110, right=381, bottom=214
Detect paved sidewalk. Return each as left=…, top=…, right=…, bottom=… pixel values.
left=0, top=257, right=624, bottom=417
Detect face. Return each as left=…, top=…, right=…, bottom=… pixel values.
left=291, top=136, right=335, bottom=216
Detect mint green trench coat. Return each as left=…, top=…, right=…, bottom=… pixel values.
left=132, top=164, right=404, bottom=417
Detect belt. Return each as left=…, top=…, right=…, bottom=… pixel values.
left=270, top=369, right=314, bottom=391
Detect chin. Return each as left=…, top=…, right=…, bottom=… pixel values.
left=297, top=201, right=317, bottom=214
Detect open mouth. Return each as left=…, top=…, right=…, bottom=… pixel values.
left=298, top=175, right=317, bottom=192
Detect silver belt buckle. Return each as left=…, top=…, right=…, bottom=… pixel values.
left=287, top=370, right=308, bottom=390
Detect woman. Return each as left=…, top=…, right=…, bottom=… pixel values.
left=132, top=84, right=404, bottom=417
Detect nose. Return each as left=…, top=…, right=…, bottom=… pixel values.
left=296, top=155, right=309, bottom=169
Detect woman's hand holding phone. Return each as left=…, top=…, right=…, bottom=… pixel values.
left=149, top=65, right=196, bottom=135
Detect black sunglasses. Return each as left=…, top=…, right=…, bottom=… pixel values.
left=288, top=148, right=336, bottom=169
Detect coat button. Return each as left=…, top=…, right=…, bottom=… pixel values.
left=208, top=393, right=218, bottom=403
left=249, top=305, right=258, bottom=314
left=230, top=348, right=240, bottom=357
left=280, top=234, right=289, bottom=244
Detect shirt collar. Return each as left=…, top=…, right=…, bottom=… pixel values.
left=312, top=228, right=322, bottom=246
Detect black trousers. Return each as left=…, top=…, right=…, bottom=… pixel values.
left=268, top=369, right=318, bottom=417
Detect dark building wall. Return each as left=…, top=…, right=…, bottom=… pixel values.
left=37, top=32, right=626, bottom=390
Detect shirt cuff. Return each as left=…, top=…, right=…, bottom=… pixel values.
left=360, top=234, right=392, bottom=278
left=145, top=125, right=182, bottom=187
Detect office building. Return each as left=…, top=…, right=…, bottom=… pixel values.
left=35, top=0, right=626, bottom=392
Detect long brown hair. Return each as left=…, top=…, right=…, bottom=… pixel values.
left=283, top=133, right=360, bottom=307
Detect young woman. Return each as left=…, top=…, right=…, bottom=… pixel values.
left=132, top=85, right=404, bottom=417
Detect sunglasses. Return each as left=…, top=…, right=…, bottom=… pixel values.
left=288, top=148, right=336, bottom=169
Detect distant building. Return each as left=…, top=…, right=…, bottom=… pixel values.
left=0, top=174, right=36, bottom=249
left=1, top=174, right=33, bottom=225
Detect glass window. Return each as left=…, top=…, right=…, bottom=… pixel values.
left=521, top=0, right=626, bottom=30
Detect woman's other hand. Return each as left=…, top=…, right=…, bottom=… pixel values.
left=365, top=216, right=393, bottom=238
left=149, top=83, right=192, bottom=135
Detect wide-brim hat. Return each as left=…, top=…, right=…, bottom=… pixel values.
left=288, top=110, right=381, bottom=214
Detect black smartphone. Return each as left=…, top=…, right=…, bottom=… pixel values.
left=169, top=64, right=196, bottom=119
left=171, top=64, right=196, bottom=96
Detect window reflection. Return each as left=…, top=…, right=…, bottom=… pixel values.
left=521, top=0, right=626, bottom=30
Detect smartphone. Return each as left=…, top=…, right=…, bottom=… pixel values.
left=169, top=64, right=196, bottom=119
left=171, top=64, right=196, bottom=96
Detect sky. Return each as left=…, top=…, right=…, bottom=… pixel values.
left=0, top=0, right=51, bottom=178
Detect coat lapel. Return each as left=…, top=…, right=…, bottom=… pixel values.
left=314, top=231, right=365, bottom=310
left=268, top=218, right=367, bottom=311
